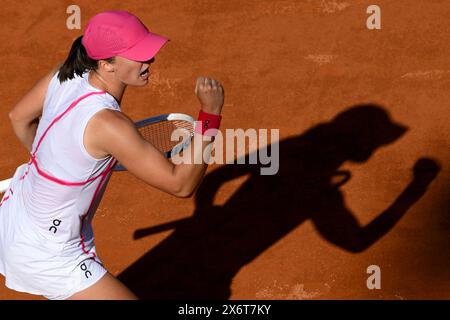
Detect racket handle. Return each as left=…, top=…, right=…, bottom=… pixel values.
left=0, top=178, right=12, bottom=193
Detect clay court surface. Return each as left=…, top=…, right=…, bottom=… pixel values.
left=0, top=0, right=449, bottom=299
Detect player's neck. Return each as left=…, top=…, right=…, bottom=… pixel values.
left=88, top=70, right=126, bottom=104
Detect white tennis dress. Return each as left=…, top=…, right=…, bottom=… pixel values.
left=0, top=70, right=120, bottom=299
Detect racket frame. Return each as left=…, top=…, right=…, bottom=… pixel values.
left=114, top=113, right=195, bottom=171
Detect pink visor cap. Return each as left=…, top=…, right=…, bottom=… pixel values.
left=82, top=10, right=169, bottom=61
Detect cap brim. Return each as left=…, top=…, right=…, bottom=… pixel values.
left=119, top=32, right=169, bottom=61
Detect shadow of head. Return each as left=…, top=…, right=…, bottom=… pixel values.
left=326, top=104, right=408, bottom=163
left=121, top=103, right=425, bottom=299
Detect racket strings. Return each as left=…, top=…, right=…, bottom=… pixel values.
left=138, top=120, right=193, bottom=154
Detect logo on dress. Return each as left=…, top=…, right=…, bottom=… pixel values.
left=49, top=219, right=62, bottom=234
left=80, top=262, right=93, bottom=279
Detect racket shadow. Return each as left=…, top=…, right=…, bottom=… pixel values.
left=118, top=104, right=441, bottom=299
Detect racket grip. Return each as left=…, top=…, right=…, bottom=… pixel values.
left=0, top=178, right=12, bottom=193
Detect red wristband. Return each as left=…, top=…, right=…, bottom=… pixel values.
left=195, top=110, right=222, bottom=136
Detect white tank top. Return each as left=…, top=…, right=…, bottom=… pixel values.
left=10, top=70, right=120, bottom=259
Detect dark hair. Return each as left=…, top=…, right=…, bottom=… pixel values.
left=57, top=36, right=114, bottom=83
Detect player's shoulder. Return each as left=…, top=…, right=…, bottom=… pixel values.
left=90, top=108, right=135, bottom=134
left=34, top=65, right=61, bottom=91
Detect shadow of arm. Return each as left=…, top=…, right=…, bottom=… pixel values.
left=312, top=158, right=440, bottom=253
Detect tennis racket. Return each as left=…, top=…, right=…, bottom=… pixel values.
left=114, top=112, right=195, bottom=171
left=0, top=178, right=12, bottom=194
left=0, top=113, right=195, bottom=193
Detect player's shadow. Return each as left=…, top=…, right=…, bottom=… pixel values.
left=118, top=104, right=440, bottom=299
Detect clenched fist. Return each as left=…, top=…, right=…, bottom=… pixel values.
left=195, top=77, right=224, bottom=115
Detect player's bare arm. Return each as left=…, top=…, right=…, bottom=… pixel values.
left=9, top=66, right=60, bottom=152
left=86, top=76, right=224, bottom=198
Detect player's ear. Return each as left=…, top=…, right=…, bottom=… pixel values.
left=98, top=59, right=115, bottom=73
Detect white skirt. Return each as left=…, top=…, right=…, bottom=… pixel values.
left=0, top=164, right=107, bottom=300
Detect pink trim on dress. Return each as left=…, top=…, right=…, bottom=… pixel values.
left=22, top=90, right=117, bottom=260
left=79, top=158, right=117, bottom=259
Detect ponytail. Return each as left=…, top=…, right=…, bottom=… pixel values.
left=57, top=36, right=114, bottom=83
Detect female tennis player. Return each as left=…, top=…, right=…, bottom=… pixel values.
left=0, top=10, right=224, bottom=300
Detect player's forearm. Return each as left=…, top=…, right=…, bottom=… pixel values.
left=172, top=133, right=214, bottom=197
left=9, top=117, right=39, bottom=152
left=171, top=76, right=224, bottom=197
